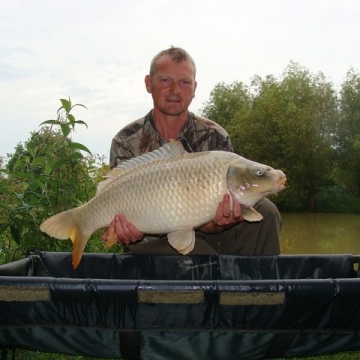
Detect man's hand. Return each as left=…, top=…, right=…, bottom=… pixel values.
left=101, top=215, right=144, bottom=246
left=199, top=194, right=244, bottom=233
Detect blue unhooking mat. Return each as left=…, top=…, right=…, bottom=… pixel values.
left=1, top=252, right=360, bottom=359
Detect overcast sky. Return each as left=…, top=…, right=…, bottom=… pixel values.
left=1, top=0, right=359, bottom=163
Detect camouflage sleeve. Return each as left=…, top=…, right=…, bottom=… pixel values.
left=109, top=137, right=135, bottom=169
left=109, top=117, right=147, bottom=169
left=214, top=130, right=233, bottom=152
left=109, top=114, right=161, bottom=169
left=187, top=114, right=234, bottom=153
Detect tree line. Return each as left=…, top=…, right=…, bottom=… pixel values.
left=201, top=62, right=360, bottom=213
left=1, top=63, right=360, bottom=264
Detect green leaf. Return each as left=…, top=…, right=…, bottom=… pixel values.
left=10, top=225, right=21, bottom=244
left=39, top=119, right=61, bottom=126
left=60, top=98, right=72, bottom=113
left=74, top=120, right=88, bottom=128
left=12, top=172, right=33, bottom=180
left=44, top=156, right=54, bottom=175
left=67, top=113, right=76, bottom=122
left=35, top=178, right=46, bottom=191
left=69, top=152, right=84, bottom=160
left=10, top=217, right=22, bottom=245
left=71, top=103, right=89, bottom=111
left=60, top=123, right=71, bottom=137
left=32, top=156, right=45, bottom=167
left=44, top=162, right=52, bottom=175
left=67, top=113, right=76, bottom=129
left=13, top=159, right=22, bottom=170
left=26, top=145, right=34, bottom=157
left=51, top=158, right=68, bottom=173
left=70, top=142, right=92, bottom=155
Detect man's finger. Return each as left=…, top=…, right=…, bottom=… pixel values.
left=222, top=194, right=231, bottom=217
left=232, top=200, right=242, bottom=219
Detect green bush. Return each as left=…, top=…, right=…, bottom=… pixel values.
left=0, top=98, right=117, bottom=265
left=314, top=188, right=360, bottom=213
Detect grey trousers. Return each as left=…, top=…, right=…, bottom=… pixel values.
left=126, top=198, right=282, bottom=256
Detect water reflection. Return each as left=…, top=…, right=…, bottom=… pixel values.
left=280, top=213, right=360, bottom=255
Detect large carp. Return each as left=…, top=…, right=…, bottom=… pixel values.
left=40, top=140, right=286, bottom=268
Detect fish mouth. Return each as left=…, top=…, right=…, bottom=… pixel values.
left=276, top=177, right=287, bottom=193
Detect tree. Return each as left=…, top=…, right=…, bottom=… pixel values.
left=336, top=69, right=360, bottom=197
left=0, top=157, right=5, bottom=185
left=255, top=63, right=338, bottom=211
left=201, top=81, right=252, bottom=148
left=201, top=62, right=339, bottom=211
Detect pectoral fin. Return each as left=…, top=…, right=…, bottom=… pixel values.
left=241, top=205, right=263, bottom=222
left=105, top=227, right=118, bottom=248
left=168, top=228, right=195, bottom=255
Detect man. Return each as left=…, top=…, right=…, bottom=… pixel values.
left=102, top=46, right=282, bottom=255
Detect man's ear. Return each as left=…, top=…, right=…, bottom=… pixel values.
left=145, top=75, right=152, bottom=93
left=193, top=81, right=197, bottom=98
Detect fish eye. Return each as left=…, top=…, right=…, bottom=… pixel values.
left=255, top=168, right=264, bottom=177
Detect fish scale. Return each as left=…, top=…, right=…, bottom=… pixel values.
left=102, top=152, right=228, bottom=233
left=40, top=140, right=286, bottom=268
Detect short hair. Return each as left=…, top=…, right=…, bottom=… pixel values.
left=149, top=46, right=196, bottom=78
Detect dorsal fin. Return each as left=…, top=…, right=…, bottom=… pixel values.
left=96, top=140, right=187, bottom=195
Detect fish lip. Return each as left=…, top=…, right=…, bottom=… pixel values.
left=276, top=177, right=287, bottom=192
left=279, top=177, right=287, bottom=186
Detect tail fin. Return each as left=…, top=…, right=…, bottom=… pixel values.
left=40, top=209, right=90, bottom=269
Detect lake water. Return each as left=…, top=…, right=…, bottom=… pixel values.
left=280, top=213, right=360, bottom=255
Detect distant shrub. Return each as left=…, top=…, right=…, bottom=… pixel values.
left=314, top=192, right=360, bottom=213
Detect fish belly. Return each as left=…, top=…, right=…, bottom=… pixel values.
left=78, top=153, right=230, bottom=235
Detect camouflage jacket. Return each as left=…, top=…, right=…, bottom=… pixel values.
left=110, top=110, right=233, bottom=169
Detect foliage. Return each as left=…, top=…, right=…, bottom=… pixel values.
left=314, top=190, right=360, bottom=213
left=0, top=98, right=115, bottom=265
left=202, top=81, right=253, bottom=153
left=335, top=69, right=360, bottom=197
left=201, top=62, right=359, bottom=212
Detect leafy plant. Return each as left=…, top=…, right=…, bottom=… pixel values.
left=0, top=98, right=114, bottom=265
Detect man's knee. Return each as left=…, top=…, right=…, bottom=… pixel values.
left=254, top=198, right=282, bottom=233
left=255, top=198, right=281, bottom=218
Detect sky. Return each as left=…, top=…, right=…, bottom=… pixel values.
left=1, top=0, right=359, bottom=164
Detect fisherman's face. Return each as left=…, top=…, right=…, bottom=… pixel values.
left=145, top=55, right=197, bottom=117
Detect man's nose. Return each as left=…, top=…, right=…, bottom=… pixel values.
left=170, top=81, right=181, bottom=94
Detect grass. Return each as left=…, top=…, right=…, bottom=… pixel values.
left=7, top=349, right=360, bottom=359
